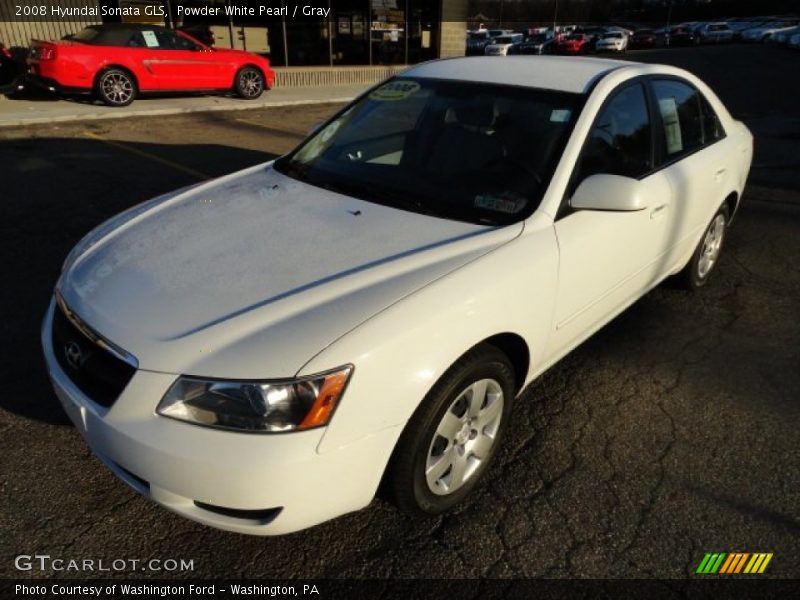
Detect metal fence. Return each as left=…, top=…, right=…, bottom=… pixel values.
left=0, top=0, right=101, bottom=49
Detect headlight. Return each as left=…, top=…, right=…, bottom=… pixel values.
left=156, top=366, right=353, bottom=433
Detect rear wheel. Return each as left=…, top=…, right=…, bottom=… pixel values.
left=679, top=204, right=730, bottom=290
left=388, top=344, right=515, bottom=516
left=234, top=66, right=265, bottom=100
left=95, top=68, right=136, bottom=107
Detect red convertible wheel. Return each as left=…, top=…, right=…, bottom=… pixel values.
left=95, top=68, right=137, bottom=107
left=235, top=66, right=265, bottom=100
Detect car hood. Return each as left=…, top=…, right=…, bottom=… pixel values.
left=58, top=163, right=521, bottom=377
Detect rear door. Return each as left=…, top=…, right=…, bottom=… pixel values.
left=648, top=78, right=734, bottom=268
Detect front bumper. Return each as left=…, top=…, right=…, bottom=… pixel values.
left=41, top=299, right=395, bottom=535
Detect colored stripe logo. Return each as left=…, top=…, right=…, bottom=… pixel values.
left=696, top=552, right=773, bottom=574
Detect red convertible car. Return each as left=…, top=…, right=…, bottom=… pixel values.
left=553, top=33, right=593, bottom=54
left=27, top=24, right=275, bottom=106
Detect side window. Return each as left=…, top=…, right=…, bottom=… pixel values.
left=155, top=30, right=196, bottom=50
left=698, top=93, right=725, bottom=143
left=651, top=79, right=704, bottom=159
left=574, top=83, right=652, bottom=186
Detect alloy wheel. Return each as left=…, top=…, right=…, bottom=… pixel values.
left=698, top=213, right=726, bottom=278
left=425, top=378, right=504, bottom=495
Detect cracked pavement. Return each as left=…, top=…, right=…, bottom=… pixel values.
left=0, top=45, right=798, bottom=580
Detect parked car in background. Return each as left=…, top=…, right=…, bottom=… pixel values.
left=0, top=41, right=19, bottom=87
left=485, top=33, right=524, bottom=56
left=26, top=24, right=275, bottom=106
left=509, top=33, right=553, bottom=55
left=742, top=21, right=797, bottom=42
left=596, top=31, right=628, bottom=53
left=554, top=33, right=593, bottom=54
left=698, top=22, right=734, bottom=43
left=768, top=25, right=800, bottom=45
left=666, top=26, right=698, bottom=46
left=575, top=26, right=607, bottom=50
left=44, top=56, right=753, bottom=535
left=466, top=30, right=492, bottom=55
left=729, top=20, right=766, bottom=40
left=789, top=32, right=800, bottom=48
left=629, top=29, right=656, bottom=49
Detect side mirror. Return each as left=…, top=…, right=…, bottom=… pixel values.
left=570, top=174, right=648, bottom=212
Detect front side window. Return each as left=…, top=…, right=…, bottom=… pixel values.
left=651, top=79, right=704, bottom=159
left=275, top=78, right=584, bottom=225
left=573, top=83, right=652, bottom=186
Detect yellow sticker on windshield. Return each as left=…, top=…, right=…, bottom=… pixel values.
left=370, top=81, right=420, bottom=101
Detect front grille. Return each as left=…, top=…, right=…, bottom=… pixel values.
left=51, top=300, right=136, bottom=408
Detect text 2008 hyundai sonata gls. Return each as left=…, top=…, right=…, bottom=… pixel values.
left=43, top=56, right=752, bottom=535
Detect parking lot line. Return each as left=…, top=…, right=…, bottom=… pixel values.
left=234, top=117, right=306, bottom=137
left=83, top=131, right=210, bottom=180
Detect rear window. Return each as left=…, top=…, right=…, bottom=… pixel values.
left=70, top=27, right=101, bottom=43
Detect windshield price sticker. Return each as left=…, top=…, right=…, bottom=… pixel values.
left=474, top=194, right=525, bottom=214
left=370, top=81, right=420, bottom=101
left=658, top=97, right=684, bottom=154
left=550, top=109, right=572, bottom=122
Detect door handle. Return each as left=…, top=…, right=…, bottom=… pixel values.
left=650, top=204, right=668, bottom=220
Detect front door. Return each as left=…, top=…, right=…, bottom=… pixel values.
left=137, top=29, right=223, bottom=90
left=550, top=82, right=675, bottom=357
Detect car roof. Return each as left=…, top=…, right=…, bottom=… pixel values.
left=403, top=56, right=634, bottom=94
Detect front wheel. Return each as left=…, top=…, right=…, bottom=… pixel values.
left=95, top=68, right=137, bottom=107
left=388, top=344, right=515, bottom=516
left=234, top=66, right=265, bottom=99
left=680, top=204, right=730, bottom=290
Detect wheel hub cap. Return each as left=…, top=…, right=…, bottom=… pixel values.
left=425, top=378, right=504, bottom=495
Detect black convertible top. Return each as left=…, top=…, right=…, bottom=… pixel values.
left=69, top=24, right=171, bottom=47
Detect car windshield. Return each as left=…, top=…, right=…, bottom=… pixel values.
left=488, top=30, right=505, bottom=37
left=495, top=36, right=515, bottom=44
left=468, top=32, right=488, bottom=40
left=274, top=78, right=584, bottom=226
left=604, top=32, right=623, bottom=39
left=566, top=34, right=584, bottom=40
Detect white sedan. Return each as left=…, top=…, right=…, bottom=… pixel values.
left=596, top=31, right=629, bottom=52
left=43, top=56, right=753, bottom=535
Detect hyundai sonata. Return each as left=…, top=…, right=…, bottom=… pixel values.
left=43, top=56, right=753, bottom=535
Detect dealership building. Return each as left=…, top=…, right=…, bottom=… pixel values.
left=1, top=0, right=469, bottom=74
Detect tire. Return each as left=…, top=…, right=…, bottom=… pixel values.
left=679, top=204, right=730, bottom=290
left=388, top=344, right=515, bottom=516
left=234, top=66, right=265, bottom=100
left=95, top=68, right=137, bottom=107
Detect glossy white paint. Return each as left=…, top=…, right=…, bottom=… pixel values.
left=44, top=56, right=753, bottom=534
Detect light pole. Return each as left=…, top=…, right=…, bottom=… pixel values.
left=553, top=0, right=559, bottom=32
left=666, top=0, right=673, bottom=47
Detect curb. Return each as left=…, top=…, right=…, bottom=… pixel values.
left=0, top=95, right=357, bottom=128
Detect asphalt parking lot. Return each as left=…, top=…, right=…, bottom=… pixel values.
left=0, top=44, right=798, bottom=580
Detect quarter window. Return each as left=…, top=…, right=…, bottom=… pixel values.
left=698, top=93, right=725, bottom=142
left=574, top=83, right=652, bottom=185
